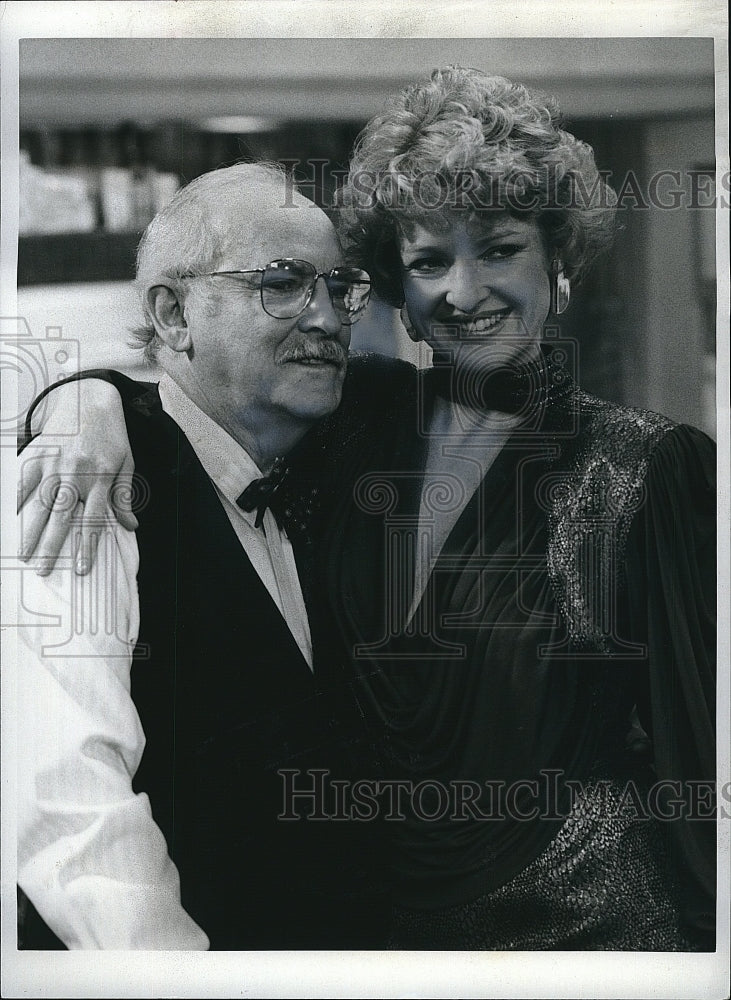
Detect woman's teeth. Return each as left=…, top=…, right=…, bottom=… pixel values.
left=458, top=309, right=511, bottom=333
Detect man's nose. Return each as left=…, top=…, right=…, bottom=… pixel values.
left=444, top=260, right=491, bottom=313
left=298, top=276, right=344, bottom=338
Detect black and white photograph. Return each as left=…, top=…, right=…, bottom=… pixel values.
left=1, top=2, right=729, bottom=997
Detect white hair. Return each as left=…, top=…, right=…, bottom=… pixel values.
left=131, top=162, right=291, bottom=362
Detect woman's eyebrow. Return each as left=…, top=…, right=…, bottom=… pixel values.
left=400, top=241, right=448, bottom=257
left=469, top=222, right=527, bottom=241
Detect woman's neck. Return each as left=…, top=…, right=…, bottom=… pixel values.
left=428, top=342, right=569, bottom=416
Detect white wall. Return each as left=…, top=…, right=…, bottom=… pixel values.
left=15, top=282, right=154, bottom=424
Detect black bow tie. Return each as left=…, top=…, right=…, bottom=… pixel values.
left=236, top=457, right=290, bottom=529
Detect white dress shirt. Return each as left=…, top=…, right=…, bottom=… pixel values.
left=17, top=376, right=314, bottom=949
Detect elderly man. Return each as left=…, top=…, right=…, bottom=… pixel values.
left=16, top=163, right=379, bottom=950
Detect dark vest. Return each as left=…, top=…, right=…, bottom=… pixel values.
left=124, top=381, right=385, bottom=948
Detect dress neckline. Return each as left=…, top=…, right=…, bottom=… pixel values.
left=425, top=342, right=576, bottom=417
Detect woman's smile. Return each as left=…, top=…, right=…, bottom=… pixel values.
left=399, top=213, right=551, bottom=374
left=435, top=306, right=513, bottom=336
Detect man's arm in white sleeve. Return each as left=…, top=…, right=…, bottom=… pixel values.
left=16, top=515, right=209, bottom=950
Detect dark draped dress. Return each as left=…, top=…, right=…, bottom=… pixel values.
left=301, top=350, right=716, bottom=951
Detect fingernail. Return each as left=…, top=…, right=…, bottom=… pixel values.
left=76, top=558, right=91, bottom=575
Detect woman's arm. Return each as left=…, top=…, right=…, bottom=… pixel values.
left=19, top=375, right=138, bottom=576
left=625, top=423, right=717, bottom=949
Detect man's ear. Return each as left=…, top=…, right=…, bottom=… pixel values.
left=145, top=283, right=193, bottom=353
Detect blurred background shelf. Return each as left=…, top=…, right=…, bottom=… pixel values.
left=18, top=231, right=143, bottom=286
left=13, top=36, right=718, bottom=436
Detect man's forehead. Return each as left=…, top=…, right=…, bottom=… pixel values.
left=210, top=187, right=340, bottom=263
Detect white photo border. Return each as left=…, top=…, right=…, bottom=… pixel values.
left=1, top=3, right=728, bottom=998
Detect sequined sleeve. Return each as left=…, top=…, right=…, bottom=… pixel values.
left=624, top=423, right=716, bottom=949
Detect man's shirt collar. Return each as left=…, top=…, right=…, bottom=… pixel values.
left=157, top=374, right=265, bottom=524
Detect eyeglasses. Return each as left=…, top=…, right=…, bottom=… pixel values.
left=185, top=258, right=371, bottom=324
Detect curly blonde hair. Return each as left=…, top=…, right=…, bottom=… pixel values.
left=336, top=66, right=617, bottom=306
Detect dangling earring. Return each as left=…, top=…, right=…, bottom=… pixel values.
left=551, top=259, right=571, bottom=315
left=400, top=304, right=422, bottom=342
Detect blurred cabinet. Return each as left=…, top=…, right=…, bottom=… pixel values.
left=18, top=120, right=364, bottom=287
left=18, top=231, right=142, bottom=285
left=16, top=109, right=717, bottom=433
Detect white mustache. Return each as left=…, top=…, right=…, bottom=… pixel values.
left=282, top=343, right=347, bottom=365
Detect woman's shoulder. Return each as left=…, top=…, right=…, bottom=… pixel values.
left=342, top=352, right=418, bottom=401
left=570, top=391, right=715, bottom=474
left=575, top=391, right=674, bottom=447
left=295, top=353, right=417, bottom=477
left=546, top=394, right=715, bottom=651
left=326, top=352, right=418, bottom=436
left=547, top=389, right=715, bottom=540
left=551, top=391, right=716, bottom=519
